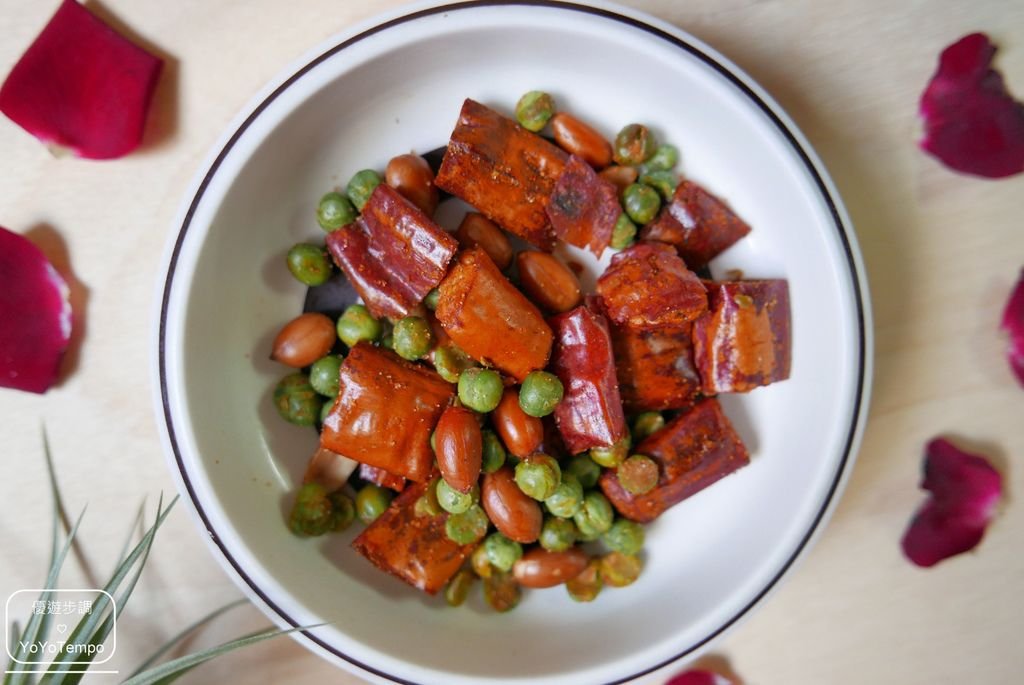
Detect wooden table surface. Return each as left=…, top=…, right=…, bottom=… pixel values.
left=2, top=1, right=1022, bottom=683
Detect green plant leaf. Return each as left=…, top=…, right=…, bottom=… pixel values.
left=127, top=599, right=247, bottom=678
left=118, top=626, right=308, bottom=685
left=38, top=495, right=177, bottom=685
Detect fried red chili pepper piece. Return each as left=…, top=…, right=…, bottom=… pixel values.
left=596, top=242, right=707, bottom=329
left=549, top=305, right=627, bottom=454
left=435, top=247, right=553, bottom=382
left=609, top=322, right=700, bottom=412
left=320, top=343, right=453, bottom=482
left=600, top=398, right=749, bottom=522
left=325, top=184, right=457, bottom=320
left=641, top=180, right=751, bottom=271
left=302, top=446, right=358, bottom=492
left=545, top=154, right=620, bottom=257
left=352, top=480, right=476, bottom=594
left=358, top=463, right=407, bottom=493
left=692, top=279, right=792, bottom=393
left=435, top=99, right=567, bottom=250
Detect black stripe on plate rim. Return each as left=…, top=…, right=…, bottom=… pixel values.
left=158, top=2, right=868, bottom=683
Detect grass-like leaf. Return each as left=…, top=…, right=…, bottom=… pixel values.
left=38, top=495, right=176, bottom=685
left=127, top=599, right=247, bottom=678
left=118, top=626, right=311, bottom=685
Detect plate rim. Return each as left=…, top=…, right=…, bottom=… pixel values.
left=154, top=1, right=872, bottom=683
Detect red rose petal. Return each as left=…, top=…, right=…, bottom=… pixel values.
left=901, top=438, right=1002, bottom=568
left=0, top=227, right=72, bottom=394
left=918, top=32, right=1024, bottom=178
left=667, top=670, right=734, bottom=685
left=0, top=0, right=162, bottom=159
left=1001, top=269, right=1024, bottom=386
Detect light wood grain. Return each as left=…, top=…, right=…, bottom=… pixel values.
left=1, top=1, right=1022, bottom=683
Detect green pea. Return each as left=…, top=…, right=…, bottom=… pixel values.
left=639, top=170, right=678, bottom=200
left=539, top=516, right=577, bottom=552
left=458, top=368, right=503, bottom=413
left=589, top=433, right=631, bottom=468
left=355, top=484, right=393, bottom=524
left=574, top=491, right=614, bottom=539
left=288, top=482, right=349, bottom=537
left=631, top=412, right=665, bottom=442
left=445, top=504, right=489, bottom=545
left=613, top=123, right=657, bottom=165
left=518, top=371, right=564, bottom=418
left=444, top=569, right=476, bottom=607
left=437, top=479, right=477, bottom=515
left=414, top=479, right=443, bottom=518
left=424, top=288, right=441, bottom=311
left=515, top=90, right=555, bottom=132
left=599, top=551, right=643, bottom=587
left=346, top=169, right=381, bottom=211
left=565, top=454, right=602, bottom=489
left=566, top=559, right=602, bottom=602
left=317, top=191, right=356, bottom=231
left=481, top=429, right=507, bottom=474
left=515, top=454, right=561, bottom=501
left=602, top=518, right=645, bottom=556
left=393, top=316, right=433, bottom=361
left=622, top=183, right=662, bottom=225
left=484, top=532, right=523, bottom=572
left=380, top=332, right=394, bottom=350
left=319, top=398, right=334, bottom=425
left=273, top=373, right=323, bottom=426
left=286, top=243, right=332, bottom=287
left=617, top=454, right=659, bottom=495
left=610, top=213, right=637, bottom=250
left=544, top=473, right=583, bottom=518
left=336, top=304, right=382, bottom=347
left=309, top=355, right=343, bottom=397
left=471, top=544, right=494, bottom=579
left=483, top=570, right=521, bottom=612
left=645, top=144, right=678, bottom=171
left=433, top=345, right=475, bottom=384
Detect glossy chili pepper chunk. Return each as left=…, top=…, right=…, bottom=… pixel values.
left=692, top=279, right=792, bottom=393
left=640, top=180, right=751, bottom=271
left=609, top=322, right=700, bottom=412
left=549, top=305, right=628, bottom=454
left=352, top=480, right=476, bottom=594
left=600, top=398, right=749, bottom=522
left=596, top=242, right=707, bottom=329
left=320, top=343, right=454, bottom=482
left=358, top=463, right=407, bottom=493
left=435, top=99, right=568, bottom=250
left=325, top=184, right=458, bottom=320
left=435, top=247, right=553, bottom=382
left=545, top=154, right=621, bottom=257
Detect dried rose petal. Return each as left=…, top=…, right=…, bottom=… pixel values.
left=0, top=0, right=162, bottom=159
left=0, top=227, right=72, bottom=393
left=919, top=32, right=1024, bottom=178
left=901, top=438, right=1002, bottom=567
left=667, top=670, right=734, bottom=685
left=1001, top=269, right=1024, bottom=386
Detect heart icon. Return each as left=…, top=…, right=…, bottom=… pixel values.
left=55, top=624, right=67, bottom=635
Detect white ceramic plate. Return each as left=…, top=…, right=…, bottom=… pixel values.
left=154, top=2, right=872, bottom=683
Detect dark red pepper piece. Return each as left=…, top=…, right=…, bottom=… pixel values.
left=545, top=154, right=620, bottom=257
left=358, top=463, right=407, bottom=493
left=596, top=242, right=707, bottom=329
left=609, top=322, right=700, bottom=412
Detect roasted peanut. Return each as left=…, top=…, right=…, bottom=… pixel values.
left=385, top=153, right=439, bottom=216
left=551, top=113, right=613, bottom=169
left=270, top=312, right=336, bottom=367
left=512, top=546, right=589, bottom=588
left=481, top=466, right=542, bottom=543
left=434, top=405, right=483, bottom=493
left=456, top=213, right=513, bottom=270
left=492, top=388, right=544, bottom=458
left=598, top=165, right=639, bottom=194
left=516, top=251, right=581, bottom=314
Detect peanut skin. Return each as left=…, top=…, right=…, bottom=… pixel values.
left=270, top=312, right=336, bottom=368
left=434, top=405, right=483, bottom=493
left=516, top=251, right=582, bottom=314
left=551, top=113, right=613, bottom=169
left=482, top=466, right=542, bottom=543
left=512, top=547, right=589, bottom=588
